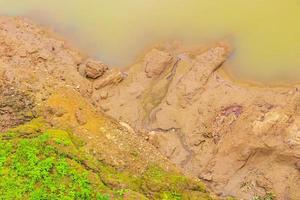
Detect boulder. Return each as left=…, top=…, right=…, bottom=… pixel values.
left=144, top=49, right=173, bottom=78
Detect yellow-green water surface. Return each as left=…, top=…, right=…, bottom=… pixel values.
left=0, top=0, right=300, bottom=82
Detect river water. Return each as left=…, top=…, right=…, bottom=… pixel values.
left=0, top=0, right=300, bottom=83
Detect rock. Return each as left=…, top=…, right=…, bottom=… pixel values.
left=82, top=59, right=108, bottom=79
left=100, top=105, right=110, bottom=112
left=78, top=63, right=86, bottom=76
left=252, top=110, right=288, bottom=135
left=54, top=109, right=65, bottom=117
left=286, top=117, right=300, bottom=147
left=94, top=68, right=125, bottom=89
left=37, top=49, right=52, bottom=60
left=0, top=82, right=35, bottom=131
left=45, top=106, right=65, bottom=117
left=119, top=121, right=135, bottom=133
left=199, top=172, right=213, bottom=181
left=147, top=130, right=190, bottom=166
left=295, top=161, right=300, bottom=171
left=175, top=46, right=229, bottom=103
left=99, top=90, right=108, bottom=99
left=75, top=110, right=87, bottom=125
left=144, top=49, right=173, bottom=78
left=255, top=174, right=272, bottom=191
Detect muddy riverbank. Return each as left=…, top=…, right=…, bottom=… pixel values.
left=1, top=16, right=300, bottom=199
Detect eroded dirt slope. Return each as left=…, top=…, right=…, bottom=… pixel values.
left=88, top=38, right=300, bottom=199
left=0, top=17, right=212, bottom=200
left=1, top=16, right=299, bottom=200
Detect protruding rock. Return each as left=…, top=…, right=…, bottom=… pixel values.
left=94, top=68, right=125, bottom=89
left=252, top=110, right=288, bottom=135
left=100, top=105, right=110, bottom=112
left=144, top=49, right=173, bottom=78
left=199, top=172, right=213, bottom=182
left=176, top=46, right=230, bottom=102
left=81, top=59, right=108, bottom=79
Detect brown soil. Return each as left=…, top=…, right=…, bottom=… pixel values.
left=1, top=16, right=299, bottom=199
left=88, top=35, right=300, bottom=199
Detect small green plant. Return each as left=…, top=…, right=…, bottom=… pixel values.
left=97, top=193, right=110, bottom=200
left=162, top=191, right=182, bottom=200
left=265, top=193, right=276, bottom=200
left=252, top=192, right=276, bottom=200
left=115, top=188, right=128, bottom=197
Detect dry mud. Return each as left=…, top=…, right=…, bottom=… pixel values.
left=0, top=16, right=300, bottom=199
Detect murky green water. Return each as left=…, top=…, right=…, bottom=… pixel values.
left=0, top=0, right=300, bottom=82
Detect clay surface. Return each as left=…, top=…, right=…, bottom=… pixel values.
left=91, top=40, right=300, bottom=199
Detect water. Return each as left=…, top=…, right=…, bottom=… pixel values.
left=0, top=0, right=300, bottom=83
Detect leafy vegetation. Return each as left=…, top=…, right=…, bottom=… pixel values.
left=0, top=119, right=212, bottom=200
left=0, top=127, right=105, bottom=199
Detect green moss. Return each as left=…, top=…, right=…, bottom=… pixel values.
left=0, top=119, right=213, bottom=200
left=45, top=129, right=72, bottom=146
left=9, top=118, right=45, bottom=135
left=142, top=165, right=188, bottom=192
left=140, top=165, right=210, bottom=199
left=98, top=162, right=142, bottom=191
left=0, top=122, right=108, bottom=200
